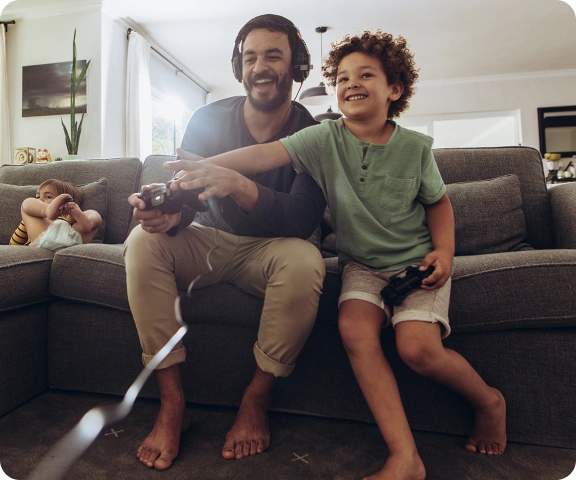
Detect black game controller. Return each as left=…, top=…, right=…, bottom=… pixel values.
left=380, top=265, right=435, bottom=307
left=138, top=180, right=209, bottom=214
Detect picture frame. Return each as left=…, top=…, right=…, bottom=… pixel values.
left=22, top=60, right=87, bottom=118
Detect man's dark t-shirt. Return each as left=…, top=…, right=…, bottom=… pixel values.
left=176, top=96, right=326, bottom=239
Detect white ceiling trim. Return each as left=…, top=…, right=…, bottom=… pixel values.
left=1, top=0, right=102, bottom=20
left=115, top=17, right=210, bottom=94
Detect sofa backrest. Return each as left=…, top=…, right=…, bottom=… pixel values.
left=434, top=146, right=554, bottom=250
left=0, top=157, right=142, bottom=244
left=128, top=155, right=176, bottom=233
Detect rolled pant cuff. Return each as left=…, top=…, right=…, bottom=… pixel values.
left=253, top=342, right=294, bottom=378
left=142, top=346, right=186, bottom=370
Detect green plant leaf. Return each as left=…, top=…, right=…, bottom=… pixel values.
left=63, top=28, right=89, bottom=156
left=61, top=118, right=72, bottom=154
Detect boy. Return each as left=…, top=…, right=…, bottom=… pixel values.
left=10, top=179, right=102, bottom=250
left=170, top=30, right=506, bottom=480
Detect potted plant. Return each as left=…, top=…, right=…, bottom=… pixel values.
left=61, top=29, right=90, bottom=159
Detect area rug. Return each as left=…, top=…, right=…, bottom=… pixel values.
left=0, top=391, right=574, bottom=479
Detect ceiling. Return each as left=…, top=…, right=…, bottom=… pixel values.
left=3, top=0, right=576, bottom=98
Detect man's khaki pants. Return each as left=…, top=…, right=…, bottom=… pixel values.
left=123, top=223, right=325, bottom=377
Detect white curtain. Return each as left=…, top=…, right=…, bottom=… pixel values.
left=126, top=31, right=152, bottom=161
left=0, top=26, right=11, bottom=164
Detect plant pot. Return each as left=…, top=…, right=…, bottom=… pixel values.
left=63, top=155, right=79, bottom=160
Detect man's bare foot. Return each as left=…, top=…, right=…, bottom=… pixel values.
left=221, top=392, right=271, bottom=460
left=364, top=452, right=426, bottom=480
left=136, top=400, right=190, bottom=470
left=465, top=387, right=507, bottom=455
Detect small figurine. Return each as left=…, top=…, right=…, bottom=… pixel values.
left=36, top=149, right=52, bottom=163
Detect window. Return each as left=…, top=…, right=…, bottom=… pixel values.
left=398, top=110, right=521, bottom=148
left=151, top=91, right=193, bottom=155
left=149, top=51, right=207, bottom=156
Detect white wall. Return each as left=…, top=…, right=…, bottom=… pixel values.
left=405, top=71, right=576, bottom=153
left=100, top=10, right=127, bottom=158
left=5, top=9, right=103, bottom=161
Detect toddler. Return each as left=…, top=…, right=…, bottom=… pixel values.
left=10, top=179, right=102, bottom=251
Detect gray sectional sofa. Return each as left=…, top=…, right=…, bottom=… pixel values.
left=1, top=147, right=575, bottom=456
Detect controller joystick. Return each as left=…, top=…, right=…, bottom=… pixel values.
left=380, top=265, right=435, bottom=307
left=138, top=180, right=209, bottom=214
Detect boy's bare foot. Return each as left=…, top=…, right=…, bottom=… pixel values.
left=465, top=387, right=507, bottom=454
left=136, top=400, right=190, bottom=470
left=364, top=452, right=426, bottom=480
left=221, top=393, right=270, bottom=460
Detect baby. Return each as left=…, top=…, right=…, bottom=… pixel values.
left=9, top=179, right=102, bottom=251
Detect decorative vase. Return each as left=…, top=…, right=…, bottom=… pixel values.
left=63, top=155, right=79, bottom=160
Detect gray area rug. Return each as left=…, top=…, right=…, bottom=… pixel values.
left=0, top=391, right=574, bottom=480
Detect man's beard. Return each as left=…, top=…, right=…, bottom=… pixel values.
left=243, top=73, right=292, bottom=112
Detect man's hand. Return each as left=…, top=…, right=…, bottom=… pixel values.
left=128, top=184, right=182, bottom=234
left=419, top=248, right=453, bottom=290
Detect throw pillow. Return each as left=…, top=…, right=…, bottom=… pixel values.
left=1, top=178, right=108, bottom=245
left=445, top=174, right=532, bottom=256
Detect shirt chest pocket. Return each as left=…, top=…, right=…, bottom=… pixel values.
left=380, top=175, right=417, bottom=212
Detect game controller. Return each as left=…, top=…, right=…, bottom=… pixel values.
left=380, top=265, right=435, bottom=307
left=138, top=180, right=209, bottom=214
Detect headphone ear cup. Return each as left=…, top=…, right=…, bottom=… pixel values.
left=231, top=50, right=243, bottom=83
left=292, top=45, right=310, bottom=83
left=291, top=34, right=311, bottom=83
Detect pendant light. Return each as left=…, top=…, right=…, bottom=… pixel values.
left=299, top=26, right=333, bottom=106
left=314, top=106, right=342, bottom=121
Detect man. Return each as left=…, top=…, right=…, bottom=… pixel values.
left=124, top=14, right=326, bottom=470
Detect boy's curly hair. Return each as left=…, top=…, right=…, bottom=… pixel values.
left=322, top=30, right=419, bottom=119
left=39, top=179, right=84, bottom=205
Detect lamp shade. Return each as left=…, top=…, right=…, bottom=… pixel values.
left=299, top=82, right=333, bottom=106
left=314, top=107, right=342, bottom=121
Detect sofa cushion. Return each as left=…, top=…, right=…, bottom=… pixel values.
left=446, top=175, right=532, bottom=255
left=0, top=178, right=108, bottom=245
left=435, top=147, right=553, bottom=249
left=0, top=158, right=142, bottom=244
left=50, top=244, right=130, bottom=311
left=0, top=246, right=53, bottom=312
left=451, top=249, right=576, bottom=332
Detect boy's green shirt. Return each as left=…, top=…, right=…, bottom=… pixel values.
left=280, top=118, right=446, bottom=272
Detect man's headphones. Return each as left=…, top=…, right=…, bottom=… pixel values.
left=231, top=14, right=312, bottom=84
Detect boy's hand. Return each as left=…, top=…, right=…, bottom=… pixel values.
left=419, top=248, right=453, bottom=290
left=166, top=149, right=246, bottom=202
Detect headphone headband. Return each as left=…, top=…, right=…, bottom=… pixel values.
left=231, top=14, right=312, bottom=84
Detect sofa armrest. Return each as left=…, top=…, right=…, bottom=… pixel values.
left=549, top=183, right=576, bottom=249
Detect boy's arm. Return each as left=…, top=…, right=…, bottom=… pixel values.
left=420, top=193, right=455, bottom=290
left=166, top=141, right=292, bottom=201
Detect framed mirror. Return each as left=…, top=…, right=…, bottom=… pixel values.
left=538, top=106, right=576, bottom=157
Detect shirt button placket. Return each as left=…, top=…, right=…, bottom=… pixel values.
left=359, top=146, right=368, bottom=193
